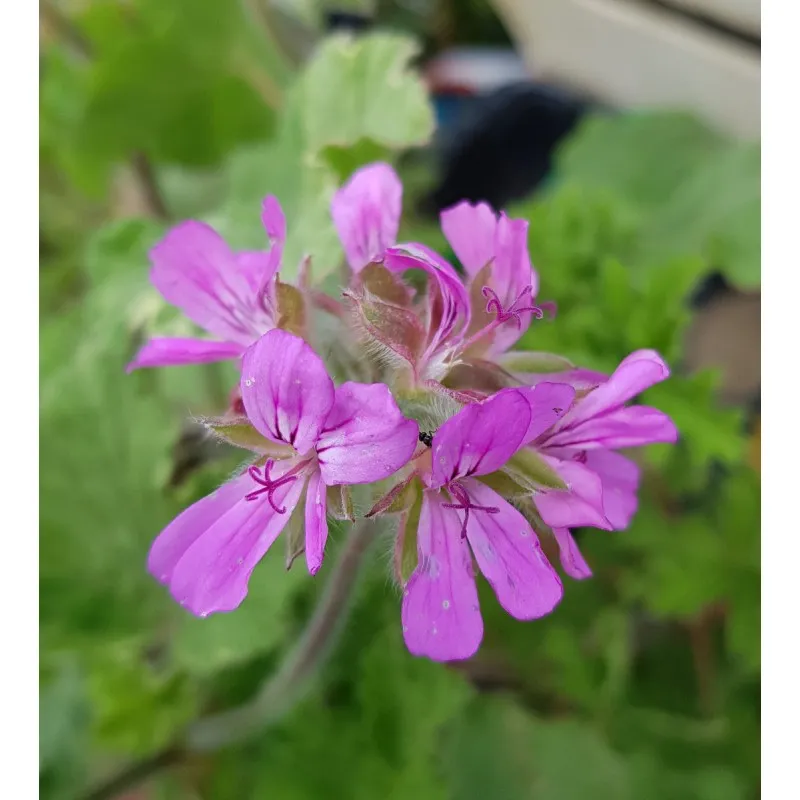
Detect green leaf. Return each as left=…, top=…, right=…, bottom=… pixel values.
left=218, top=31, right=434, bottom=282
left=557, top=111, right=726, bottom=211
left=40, top=662, right=90, bottom=775
left=644, top=372, right=745, bottom=472
left=88, top=644, right=196, bottom=755
left=444, top=697, right=631, bottom=800
left=297, top=32, right=434, bottom=152
left=74, top=0, right=277, bottom=169
left=635, top=144, right=761, bottom=289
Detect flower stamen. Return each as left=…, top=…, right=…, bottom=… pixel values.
left=443, top=482, right=500, bottom=539
left=481, top=285, right=544, bottom=329
left=245, top=460, right=298, bottom=513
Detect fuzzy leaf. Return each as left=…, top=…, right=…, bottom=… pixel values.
left=204, top=417, right=293, bottom=455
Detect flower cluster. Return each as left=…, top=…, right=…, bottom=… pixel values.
left=132, top=162, right=677, bottom=661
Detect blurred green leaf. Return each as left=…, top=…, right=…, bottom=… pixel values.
left=218, top=31, right=434, bottom=281
left=635, top=145, right=761, bottom=289
left=557, top=112, right=725, bottom=211
left=40, top=661, right=90, bottom=776
left=444, top=697, right=631, bottom=800
left=88, top=644, right=196, bottom=755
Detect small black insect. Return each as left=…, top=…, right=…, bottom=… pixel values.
left=419, top=431, right=434, bottom=448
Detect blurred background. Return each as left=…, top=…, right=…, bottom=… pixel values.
left=40, top=1, right=761, bottom=798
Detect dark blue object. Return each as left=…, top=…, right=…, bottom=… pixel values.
left=424, top=82, right=591, bottom=215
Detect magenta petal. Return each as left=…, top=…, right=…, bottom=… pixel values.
left=148, top=474, right=250, bottom=586
left=552, top=527, right=592, bottom=580
left=440, top=201, right=497, bottom=276
left=429, top=389, right=531, bottom=489
left=547, top=406, right=678, bottom=450
left=583, top=449, right=640, bottom=529
left=331, top=162, right=402, bottom=272
left=522, top=368, right=607, bottom=393
left=304, top=468, right=329, bottom=575
left=151, top=468, right=306, bottom=616
left=316, top=382, right=419, bottom=486
left=241, top=329, right=335, bottom=453
left=237, top=251, right=277, bottom=296
left=402, top=491, right=483, bottom=662
left=383, top=243, right=471, bottom=353
left=258, top=195, right=286, bottom=296
left=493, top=213, right=537, bottom=298
left=534, top=457, right=613, bottom=530
left=126, top=337, right=244, bottom=372
left=460, top=479, right=563, bottom=620
left=557, top=350, right=670, bottom=429
left=519, top=382, right=577, bottom=444
left=150, top=221, right=259, bottom=344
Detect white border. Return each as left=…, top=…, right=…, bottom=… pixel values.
left=6, top=0, right=40, bottom=790
left=761, top=0, right=792, bottom=795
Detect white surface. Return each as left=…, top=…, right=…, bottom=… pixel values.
left=492, top=0, right=760, bottom=139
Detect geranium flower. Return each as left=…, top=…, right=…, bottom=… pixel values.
left=148, top=329, right=419, bottom=616
left=521, top=350, right=679, bottom=578
left=401, top=383, right=575, bottom=661
left=128, top=197, right=295, bottom=371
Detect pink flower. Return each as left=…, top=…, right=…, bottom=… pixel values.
left=521, top=350, right=679, bottom=579
left=148, top=329, right=419, bottom=616
left=440, top=201, right=543, bottom=357
left=401, top=383, right=575, bottom=662
left=333, top=163, right=473, bottom=383
left=331, top=162, right=403, bottom=273
left=333, top=164, right=551, bottom=387
left=127, top=196, right=290, bottom=371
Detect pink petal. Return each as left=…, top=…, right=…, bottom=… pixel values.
left=439, top=201, right=497, bottom=276
left=583, top=449, right=640, bottom=530
left=547, top=406, right=678, bottom=450
left=493, top=213, right=537, bottom=299
left=126, top=337, right=244, bottom=372
left=534, top=456, right=613, bottom=530
left=552, top=527, right=592, bottom=580
left=521, top=368, right=608, bottom=393
left=150, top=468, right=306, bottom=616
left=383, top=243, right=471, bottom=356
left=331, top=162, right=402, bottom=272
left=240, top=329, right=335, bottom=454
left=429, top=389, right=531, bottom=489
left=304, top=468, right=329, bottom=575
left=237, top=251, right=277, bottom=296
left=487, top=214, right=539, bottom=355
left=148, top=474, right=249, bottom=586
left=315, top=382, right=419, bottom=486
left=401, top=491, right=483, bottom=662
left=554, top=350, right=670, bottom=431
left=460, top=479, right=563, bottom=619
left=519, top=382, right=577, bottom=445
left=150, top=221, right=264, bottom=345
left=257, top=195, right=286, bottom=298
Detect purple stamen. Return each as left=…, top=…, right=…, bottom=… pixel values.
left=245, top=459, right=298, bottom=513
left=443, top=482, right=500, bottom=539
left=481, top=285, right=544, bottom=329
